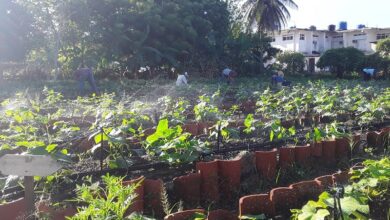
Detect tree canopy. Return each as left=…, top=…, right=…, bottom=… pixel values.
left=1, top=0, right=291, bottom=78
left=276, top=51, right=305, bottom=75
left=317, top=47, right=365, bottom=77
left=240, top=0, right=298, bottom=31
left=0, top=0, right=35, bottom=62
left=376, top=38, right=390, bottom=57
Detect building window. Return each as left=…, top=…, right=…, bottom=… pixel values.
left=313, top=34, right=319, bottom=37
left=376, top=33, right=390, bottom=40
left=300, top=34, right=305, bottom=40
left=339, top=41, right=343, bottom=45
left=282, top=35, right=293, bottom=41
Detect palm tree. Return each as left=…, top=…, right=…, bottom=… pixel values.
left=241, top=0, right=298, bottom=31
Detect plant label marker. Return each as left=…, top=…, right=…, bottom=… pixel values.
left=0, top=154, right=62, bottom=219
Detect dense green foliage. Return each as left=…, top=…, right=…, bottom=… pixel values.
left=317, top=47, right=365, bottom=77
left=363, top=53, right=390, bottom=77
left=292, top=157, right=390, bottom=219
left=0, top=0, right=284, bottom=78
left=145, top=119, right=207, bottom=164
left=70, top=174, right=154, bottom=219
left=0, top=78, right=388, bottom=170
left=58, top=0, right=231, bottom=75
left=276, top=51, right=305, bottom=74
left=0, top=0, right=35, bottom=62
left=376, top=38, right=390, bottom=57
left=239, top=0, right=298, bottom=31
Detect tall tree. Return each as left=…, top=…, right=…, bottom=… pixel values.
left=240, top=0, right=298, bottom=31
left=0, top=0, right=35, bottom=62
left=16, top=0, right=62, bottom=76
left=59, top=0, right=230, bottom=76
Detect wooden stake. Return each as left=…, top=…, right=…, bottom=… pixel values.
left=24, top=176, right=35, bottom=220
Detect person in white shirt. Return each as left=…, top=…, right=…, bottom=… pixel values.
left=221, top=68, right=237, bottom=84
left=362, top=68, right=375, bottom=81
left=176, top=72, right=189, bottom=86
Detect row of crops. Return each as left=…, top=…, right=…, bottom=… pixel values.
left=0, top=78, right=389, bottom=219
left=0, top=80, right=388, bottom=165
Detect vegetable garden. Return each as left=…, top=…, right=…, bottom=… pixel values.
left=0, top=77, right=389, bottom=220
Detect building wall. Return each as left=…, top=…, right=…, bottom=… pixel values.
left=270, top=27, right=390, bottom=72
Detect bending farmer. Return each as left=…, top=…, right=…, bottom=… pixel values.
left=176, top=72, right=189, bottom=86
left=74, top=66, right=99, bottom=96
left=221, top=68, right=237, bottom=84
left=362, top=68, right=375, bottom=81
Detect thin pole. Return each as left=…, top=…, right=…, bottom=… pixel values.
left=24, top=176, right=35, bottom=220
left=217, top=122, right=222, bottom=151
left=100, top=127, right=104, bottom=171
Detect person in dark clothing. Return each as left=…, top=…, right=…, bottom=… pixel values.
left=74, top=67, right=99, bottom=96
left=271, top=70, right=291, bottom=89
left=271, top=73, right=278, bottom=85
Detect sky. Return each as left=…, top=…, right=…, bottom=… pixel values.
left=287, top=0, right=390, bottom=30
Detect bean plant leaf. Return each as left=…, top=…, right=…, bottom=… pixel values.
left=297, top=200, right=330, bottom=220
left=312, top=209, right=330, bottom=219
left=45, top=144, right=58, bottom=153
left=288, top=126, right=296, bottom=136
left=270, top=130, right=274, bottom=141
left=325, top=196, right=369, bottom=218
left=94, top=132, right=108, bottom=144
left=27, top=146, right=48, bottom=155
left=244, top=114, right=254, bottom=128
left=16, top=141, right=45, bottom=148
left=156, top=118, right=169, bottom=134
left=192, top=212, right=206, bottom=220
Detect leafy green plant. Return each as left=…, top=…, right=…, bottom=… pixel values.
left=267, top=119, right=296, bottom=142
left=159, top=97, right=191, bottom=125
left=243, top=114, right=256, bottom=135
left=305, top=127, right=326, bottom=144
left=276, top=51, right=306, bottom=75
left=194, top=96, right=220, bottom=122
left=69, top=174, right=154, bottom=220
left=209, top=120, right=239, bottom=143
left=291, top=191, right=369, bottom=220
left=292, top=157, right=390, bottom=220
left=145, top=119, right=207, bottom=164
left=350, top=158, right=390, bottom=202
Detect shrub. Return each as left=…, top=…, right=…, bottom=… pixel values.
left=276, top=51, right=305, bottom=75
left=317, top=47, right=365, bottom=78
left=363, top=53, right=390, bottom=78
left=376, top=38, right=390, bottom=57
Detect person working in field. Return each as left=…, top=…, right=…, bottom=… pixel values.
left=74, top=66, right=99, bottom=96
left=176, top=72, right=189, bottom=86
left=362, top=68, right=375, bottom=81
left=275, top=70, right=285, bottom=88
left=221, top=68, right=237, bottom=84
left=271, top=73, right=278, bottom=85
left=271, top=70, right=291, bottom=89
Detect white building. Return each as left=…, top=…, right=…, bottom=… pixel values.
left=269, top=26, right=390, bottom=72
